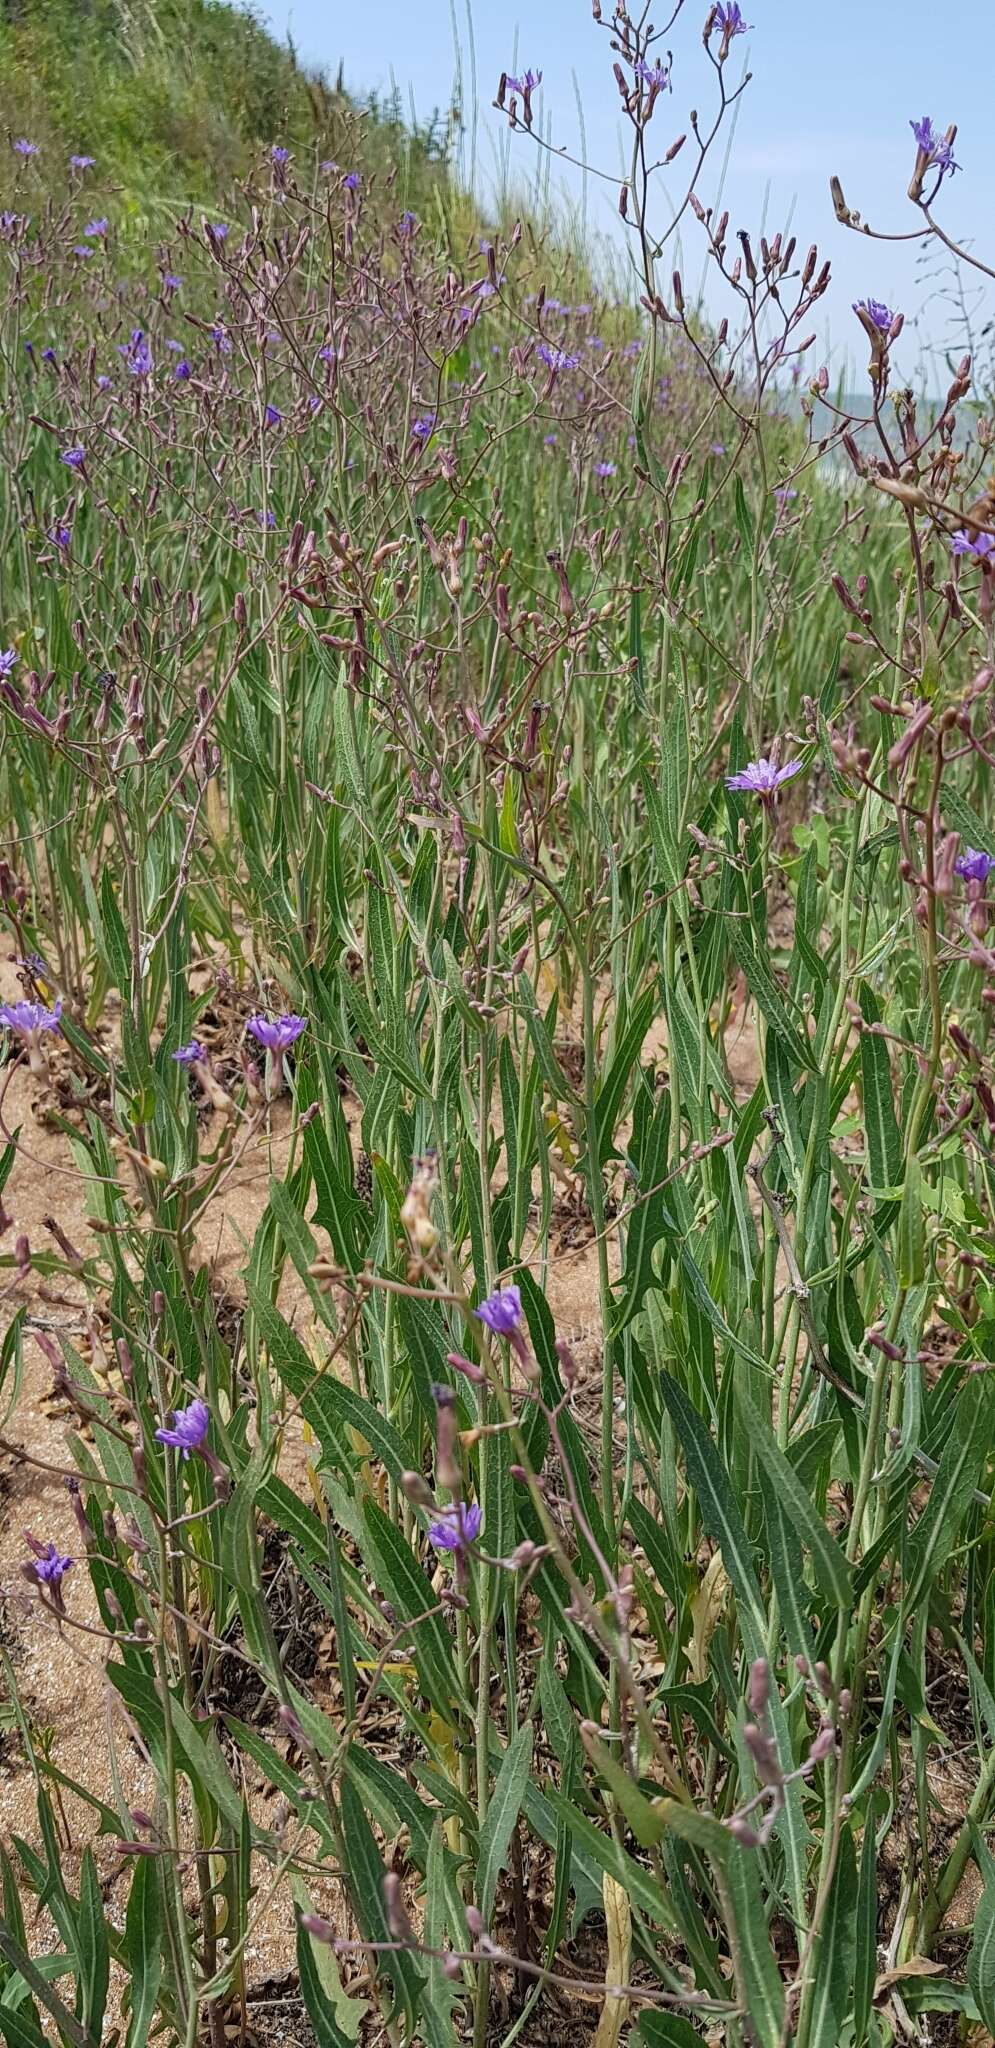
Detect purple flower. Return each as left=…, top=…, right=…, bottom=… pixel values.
left=951, top=529, right=995, bottom=558
left=84, top=218, right=108, bottom=238
left=155, top=1397, right=210, bottom=1459
left=853, top=298, right=895, bottom=333
left=271, top=145, right=290, bottom=164
left=711, top=441, right=727, bottom=454
left=41, top=347, right=55, bottom=363
left=172, top=1040, right=207, bottom=1065
left=207, top=222, right=229, bottom=241
left=428, top=1500, right=482, bottom=1554
left=507, top=69, right=542, bottom=93
left=956, top=848, right=995, bottom=884
left=173, top=359, right=192, bottom=381
left=264, top=403, right=282, bottom=426
left=163, top=273, right=183, bottom=291
left=255, top=509, right=277, bottom=529
left=60, top=446, right=85, bottom=469
left=342, top=172, right=361, bottom=191
left=634, top=57, right=670, bottom=91
left=544, top=432, right=558, bottom=445
left=247, top=1012, right=306, bottom=1053
left=318, top=344, right=336, bottom=362
left=475, top=1284, right=523, bottom=1337
left=399, top=210, right=417, bottom=232
left=73, top=246, right=93, bottom=258
left=726, top=756, right=803, bottom=798
left=0, top=649, right=17, bottom=676
left=536, top=340, right=580, bottom=372
left=411, top=413, right=436, bottom=441
left=13, top=140, right=39, bottom=157
left=594, top=460, right=616, bottom=478
left=119, top=328, right=153, bottom=376
left=25, top=1538, right=73, bottom=1587
left=69, top=154, right=95, bottom=170
left=910, top=116, right=959, bottom=181
left=0, top=998, right=62, bottom=1039
left=774, top=486, right=798, bottom=503
left=96, top=374, right=111, bottom=390
left=47, top=524, right=71, bottom=549
left=713, top=4, right=751, bottom=36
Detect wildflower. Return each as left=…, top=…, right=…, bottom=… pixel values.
left=173, top=359, right=192, bottom=381
left=264, top=403, right=282, bottom=426
left=172, top=1040, right=207, bottom=1065
left=0, top=649, right=17, bottom=676
left=119, top=329, right=153, bottom=376
left=475, top=1284, right=523, bottom=1337
left=318, top=345, right=336, bottom=361
left=774, top=486, right=798, bottom=503
left=428, top=1500, right=482, bottom=1554
left=73, top=245, right=93, bottom=258
left=96, top=375, right=111, bottom=390
left=271, top=144, right=290, bottom=164
left=853, top=297, right=894, bottom=333
left=399, top=209, right=417, bottom=232
left=342, top=171, right=361, bottom=191
left=726, top=755, right=802, bottom=799
left=320, top=159, right=338, bottom=173
left=712, top=4, right=752, bottom=39
left=910, top=116, right=958, bottom=181
left=544, top=432, right=558, bottom=445
left=29, top=1539, right=73, bottom=1586
left=951, top=529, right=995, bottom=558
left=60, top=446, right=85, bottom=469
left=210, top=324, right=231, bottom=353
left=711, top=441, right=727, bottom=454
left=956, top=849, right=995, bottom=884
left=41, top=347, right=55, bottom=363
left=155, top=1397, right=210, bottom=1458
left=634, top=57, right=670, bottom=92
left=411, top=413, right=436, bottom=441
left=47, top=525, right=71, bottom=549
left=507, top=69, right=542, bottom=94
left=13, top=140, right=39, bottom=157
left=70, top=154, right=95, bottom=170
left=0, top=997, right=62, bottom=1074
left=247, top=1013, right=306, bottom=1053
left=536, top=340, right=580, bottom=372
left=594, top=460, right=616, bottom=477
left=206, top=221, right=229, bottom=241
left=163, top=272, right=182, bottom=290
left=255, top=509, right=277, bottom=529
left=84, top=218, right=108, bottom=237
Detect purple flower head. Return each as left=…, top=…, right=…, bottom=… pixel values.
left=41, top=347, right=55, bottom=363
left=84, top=218, right=108, bottom=238
left=507, top=69, right=542, bottom=94
left=264, top=403, right=282, bottom=426
left=70, top=154, right=95, bottom=170
left=634, top=57, right=670, bottom=91
left=713, top=4, right=751, bottom=36
left=173, top=359, right=192, bottom=381
left=594, top=460, right=616, bottom=478
left=428, top=1500, right=482, bottom=1554
left=271, top=145, right=290, bottom=164
left=711, top=440, right=727, bottom=454
left=255, top=508, right=277, bottom=529
left=320, top=159, right=338, bottom=174
left=536, top=340, right=580, bottom=373
left=0, top=649, right=17, bottom=677
left=13, top=140, right=39, bottom=157
left=155, top=1397, right=210, bottom=1459
left=544, top=432, right=558, bottom=445
left=206, top=221, right=229, bottom=241
left=73, top=245, right=93, bottom=258
left=951, top=529, right=995, bottom=559
left=1, top=213, right=23, bottom=235
left=774, top=486, right=798, bottom=503
left=96, top=374, right=111, bottom=390
left=172, top=1040, right=207, bottom=1066
left=318, top=344, right=336, bottom=362
left=623, top=338, right=643, bottom=358
left=60, top=446, right=85, bottom=469
left=475, top=1284, right=523, bottom=1337
left=342, top=171, right=361, bottom=191
left=853, top=298, right=895, bottom=333
left=399, top=209, right=417, bottom=232
left=0, top=998, right=62, bottom=1039
left=955, top=848, right=995, bottom=885
left=163, top=273, right=182, bottom=291
left=247, top=1012, right=306, bottom=1053
left=119, top=328, right=153, bottom=376
left=726, top=755, right=802, bottom=798
left=411, top=413, right=436, bottom=441
left=47, top=524, right=71, bottom=549
left=25, top=1537, right=73, bottom=1586
left=910, top=116, right=959, bottom=180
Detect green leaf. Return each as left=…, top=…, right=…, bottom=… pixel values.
left=123, top=1857, right=162, bottom=2048
left=738, top=1384, right=851, bottom=1608
left=477, top=1722, right=534, bottom=1925
left=897, top=1154, right=925, bottom=1288
left=858, top=983, right=902, bottom=1191
left=968, top=1859, right=995, bottom=2035
left=853, top=1818, right=878, bottom=2047
left=657, top=1371, right=766, bottom=1653
left=806, top=1825, right=857, bottom=2048
left=295, top=1913, right=357, bottom=2047
left=77, top=1852, right=109, bottom=2045
left=906, top=1372, right=995, bottom=1610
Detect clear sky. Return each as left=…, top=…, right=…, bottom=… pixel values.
left=260, top=0, right=993, bottom=381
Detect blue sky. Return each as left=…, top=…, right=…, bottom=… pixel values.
left=260, top=0, right=992, bottom=379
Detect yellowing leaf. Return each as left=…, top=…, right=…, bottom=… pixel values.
left=687, top=1551, right=729, bottom=1683
left=592, top=1875, right=630, bottom=2048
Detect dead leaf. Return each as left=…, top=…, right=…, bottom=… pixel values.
left=687, top=1551, right=729, bottom=1683
left=593, top=1874, right=631, bottom=2048
left=873, top=1957, right=945, bottom=1999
